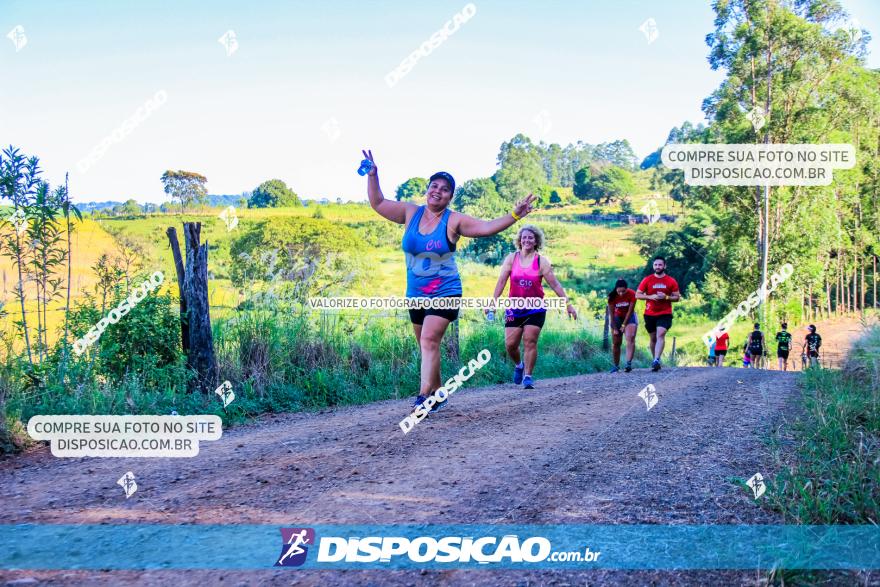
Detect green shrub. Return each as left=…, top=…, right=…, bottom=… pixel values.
left=229, top=217, right=363, bottom=300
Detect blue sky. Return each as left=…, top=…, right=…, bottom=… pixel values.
left=1, top=0, right=877, bottom=203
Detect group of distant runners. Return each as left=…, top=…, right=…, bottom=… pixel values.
left=710, top=322, right=822, bottom=370
left=362, top=152, right=822, bottom=418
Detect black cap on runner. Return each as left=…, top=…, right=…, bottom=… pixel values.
left=429, top=171, right=456, bottom=194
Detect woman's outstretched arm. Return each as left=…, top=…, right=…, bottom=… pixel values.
left=363, top=149, right=415, bottom=225
left=453, top=194, right=536, bottom=238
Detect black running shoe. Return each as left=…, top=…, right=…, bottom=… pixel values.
left=651, top=359, right=661, bottom=372
left=430, top=393, right=448, bottom=412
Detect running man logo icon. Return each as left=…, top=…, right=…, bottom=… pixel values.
left=533, top=109, right=552, bottom=136
left=217, top=30, right=239, bottom=56
left=218, top=206, right=238, bottom=231
left=746, top=473, right=766, bottom=499
left=843, top=18, right=863, bottom=44
left=117, top=471, right=137, bottom=498
left=638, top=384, right=658, bottom=411
left=638, top=18, right=659, bottom=44
left=640, top=199, right=661, bottom=224
left=6, top=209, right=27, bottom=235
left=275, top=528, right=315, bottom=567
left=746, top=106, right=766, bottom=132
left=214, top=380, right=235, bottom=408
left=6, top=25, right=27, bottom=52
left=321, top=117, right=342, bottom=142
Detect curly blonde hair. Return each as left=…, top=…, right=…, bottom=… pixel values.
left=515, top=224, right=545, bottom=251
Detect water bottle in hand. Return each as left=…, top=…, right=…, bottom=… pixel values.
left=357, top=159, right=373, bottom=176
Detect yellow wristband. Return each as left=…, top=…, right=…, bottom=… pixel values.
left=511, top=211, right=521, bottom=221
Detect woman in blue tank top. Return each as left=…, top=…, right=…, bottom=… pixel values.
left=362, top=149, right=536, bottom=416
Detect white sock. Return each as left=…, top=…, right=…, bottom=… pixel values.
left=517, top=361, right=524, bottom=368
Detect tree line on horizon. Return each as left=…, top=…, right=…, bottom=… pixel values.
left=395, top=136, right=642, bottom=218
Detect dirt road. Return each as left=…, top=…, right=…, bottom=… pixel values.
left=0, top=318, right=867, bottom=586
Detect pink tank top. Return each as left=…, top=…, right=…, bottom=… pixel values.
left=509, top=252, right=544, bottom=299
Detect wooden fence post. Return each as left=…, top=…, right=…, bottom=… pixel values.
left=602, top=307, right=610, bottom=351
left=670, top=336, right=677, bottom=366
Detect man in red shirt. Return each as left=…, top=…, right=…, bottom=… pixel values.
left=635, top=256, right=681, bottom=372
left=713, top=326, right=730, bottom=367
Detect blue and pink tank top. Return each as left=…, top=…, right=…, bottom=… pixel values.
left=508, top=251, right=545, bottom=317
left=402, top=206, right=462, bottom=297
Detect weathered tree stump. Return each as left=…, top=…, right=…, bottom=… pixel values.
left=167, top=222, right=217, bottom=392
left=166, top=227, right=189, bottom=355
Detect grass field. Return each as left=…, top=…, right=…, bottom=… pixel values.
left=93, top=203, right=652, bottom=304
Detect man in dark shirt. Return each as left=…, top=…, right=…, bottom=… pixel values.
left=775, top=322, right=793, bottom=371
left=802, top=324, right=822, bottom=368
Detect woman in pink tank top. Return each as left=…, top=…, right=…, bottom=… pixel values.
left=489, top=225, right=577, bottom=389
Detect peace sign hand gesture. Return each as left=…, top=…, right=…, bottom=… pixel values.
left=513, top=193, right=537, bottom=219
left=361, top=149, right=378, bottom=176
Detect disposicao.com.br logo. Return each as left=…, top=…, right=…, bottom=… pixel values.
left=273, top=528, right=602, bottom=568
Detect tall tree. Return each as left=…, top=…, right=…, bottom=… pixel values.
left=573, top=167, right=592, bottom=201
left=494, top=134, right=546, bottom=202
left=705, top=0, right=859, bottom=273
left=588, top=166, right=635, bottom=204
left=593, top=139, right=639, bottom=170
left=117, top=199, right=142, bottom=217
left=160, top=170, right=208, bottom=212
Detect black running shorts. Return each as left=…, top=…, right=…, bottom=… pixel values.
left=715, top=349, right=727, bottom=357
left=408, top=295, right=461, bottom=325
left=505, top=310, right=546, bottom=329
left=777, top=349, right=789, bottom=359
left=643, top=313, right=672, bottom=333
